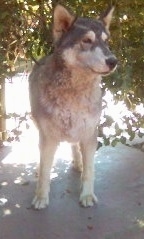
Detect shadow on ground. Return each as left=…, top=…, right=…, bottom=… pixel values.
left=0, top=142, right=144, bottom=239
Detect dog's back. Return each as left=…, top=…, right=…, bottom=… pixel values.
left=29, top=5, right=117, bottom=209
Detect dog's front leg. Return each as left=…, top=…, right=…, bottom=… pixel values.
left=32, top=134, right=57, bottom=209
left=79, top=133, right=98, bottom=207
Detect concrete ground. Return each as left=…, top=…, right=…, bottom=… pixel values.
left=0, top=140, right=144, bottom=239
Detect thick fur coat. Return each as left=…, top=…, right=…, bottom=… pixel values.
left=29, top=5, right=117, bottom=209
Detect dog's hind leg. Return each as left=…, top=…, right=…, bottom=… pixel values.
left=71, top=143, right=83, bottom=173
left=79, top=133, right=98, bottom=207
left=32, top=132, right=58, bottom=209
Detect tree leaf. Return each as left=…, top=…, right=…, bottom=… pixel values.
left=120, top=136, right=127, bottom=145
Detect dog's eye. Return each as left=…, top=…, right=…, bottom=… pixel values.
left=81, top=31, right=95, bottom=50
left=81, top=37, right=93, bottom=51
left=82, top=38, right=93, bottom=44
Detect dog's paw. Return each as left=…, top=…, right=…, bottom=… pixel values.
left=32, top=195, right=49, bottom=210
left=79, top=193, right=98, bottom=207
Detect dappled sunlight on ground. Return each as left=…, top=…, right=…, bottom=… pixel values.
left=1, top=130, right=73, bottom=199
left=0, top=132, right=74, bottom=218
left=1, top=129, right=144, bottom=239
left=136, top=219, right=144, bottom=228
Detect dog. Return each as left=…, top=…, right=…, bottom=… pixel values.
left=29, top=4, right=117, bottom=209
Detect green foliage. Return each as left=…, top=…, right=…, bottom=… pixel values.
left=100, top=105, right=144, bottom=147
left=0, top=0, right=144, bottom=144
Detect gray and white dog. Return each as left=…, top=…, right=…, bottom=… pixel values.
left=29, top=4, right=117, bottom=209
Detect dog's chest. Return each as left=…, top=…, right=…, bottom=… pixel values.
left=42, top=85, right=102, bottom=141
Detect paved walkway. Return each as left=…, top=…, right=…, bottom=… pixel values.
left=0, top=141, right=144, bottom=239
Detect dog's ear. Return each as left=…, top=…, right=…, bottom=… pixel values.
left=99, top=6, right=114, bottom=32
left=53, top=5, right=75, bottom=43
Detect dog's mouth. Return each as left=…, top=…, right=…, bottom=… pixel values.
left=102, top=66, right=117, bottom=76
left=90, top=68, right=112, bottom=76
left=89, top=65, right=117, bottom=76
left=101, top=71, right=111, bottom=76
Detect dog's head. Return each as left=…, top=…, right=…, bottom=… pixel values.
left=53, top=5, right=117, bottom=76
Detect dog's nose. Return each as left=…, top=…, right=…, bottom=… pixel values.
left=106, top=57, right=118, bottom=70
